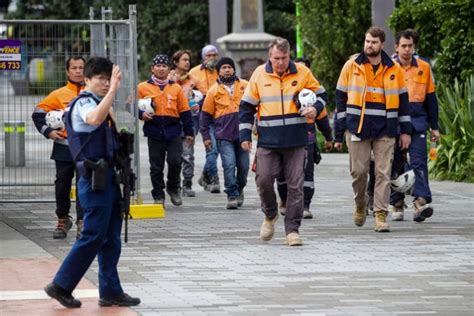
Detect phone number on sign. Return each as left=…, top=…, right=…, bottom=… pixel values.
left=0, top=61, right=21, bottom=70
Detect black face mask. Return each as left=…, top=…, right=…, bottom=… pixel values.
left=219, top=74, right=237, bottom=85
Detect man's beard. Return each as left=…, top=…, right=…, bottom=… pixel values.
left=364, top=48, right=381, bottom=57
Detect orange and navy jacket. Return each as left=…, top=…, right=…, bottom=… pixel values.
left=239, top=60, right=327, bottom=148
left=32, top=80, right=83, bottom=161
left=137, top=78, right=193, bottom=141
left=335, top=50, right=411, bottom=142
left=189, top=64, right=218, bottom=95
left=200, top=78, right=248, bottom=142
left=306, top=108, right=333, bottom=144
left=394, top=55, right=439, bottom=132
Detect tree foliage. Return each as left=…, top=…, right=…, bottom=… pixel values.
left=298, top=0, right=371, bottom=108
left=389, top=0, right=474, bottom=83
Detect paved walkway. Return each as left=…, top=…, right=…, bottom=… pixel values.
left=1, top=137, right=473, bottom=315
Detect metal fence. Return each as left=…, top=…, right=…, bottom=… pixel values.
left=0, top=5, right=140, bottom=202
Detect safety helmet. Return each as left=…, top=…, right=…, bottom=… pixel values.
left=137, top=97, right=155, bottom=116
left=391, top=169, right=415, bottom=193
left=297, top=88, right=317, bottom=110
left=192, top=90, right=204, bottom=104
left=45, top=110, right=65, bottom=130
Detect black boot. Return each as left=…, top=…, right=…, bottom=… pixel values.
left=99, top=293, right=141, bottom=307
left=45, top=282, right=81, bottom=308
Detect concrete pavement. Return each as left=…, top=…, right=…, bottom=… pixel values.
left=1, top=137, right=473, bottom=315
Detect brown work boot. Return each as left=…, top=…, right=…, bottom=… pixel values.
left=413, top=197, right=433, bottom=222
left=53, top=216, right=73, bottom=239
left=391, top=200, right=405, bottom=221
left=75, top=219, right=83, bottom=240
left=374, top=211, right=390, bottom=232
left=285, top=232, right=303, bottom=246
left=353, top=206, right=367, bottom=227
left=260, top=213, right=279, bottom=241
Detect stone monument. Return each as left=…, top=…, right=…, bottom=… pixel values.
left=216, top=0, right=276, bottom=80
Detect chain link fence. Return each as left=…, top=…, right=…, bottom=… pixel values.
left=0, top=5, right=140, bottom=203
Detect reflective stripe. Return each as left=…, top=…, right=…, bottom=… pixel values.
left=277, top=180, right=286, bottom=185
left=387, top=112, right=398, bottom=119
left=385, top=88, right=407, bottom=95
left=241, top=95, right=259, bottom=105
left=239, top=123, right=253, bottom=131
left=257, top=117, right=306, bottom=127
left=367, top=86, right=384, bottom=94
left=40, top=125, right=49, bottom=134
left=260, top=95, right=293, bottom=103
left=315, top=87, right=326, bottom=94
left=365, top=109, right=386, bottom=116
left=316, top=96, right=326, bottom=106
left=347, top=108, right=361, bottom=115
left=399, top=115, right=411, bottom=122
left=336, top=111, right=346, bottom=119
left=336, top=84, right=348, bottom=92
left=55, top=139, right=68, bottom=145
left=303, top=181, right=314, bottom=189
left=347, top=85, right=365, bottom=93
left=33, top=108, right=47, bottom=113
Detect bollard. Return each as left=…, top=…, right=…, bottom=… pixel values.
left=4, top=121, right=26, bottom=167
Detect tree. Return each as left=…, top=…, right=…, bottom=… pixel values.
left=389, top=0, right=474, bottom=83
left=298, top=0, right=372, bottom=108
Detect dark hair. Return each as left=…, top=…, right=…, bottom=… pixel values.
left=365, top=26, right=386, bottom=43
left=395, top=28, right=419, bottom=47
left=294, top=57, right=311, bottom=68
left=171, top=50, right=192, bottom=69
left=83, top=57, right=113, bottom=79
left=66, top=56, right=85, bottom=70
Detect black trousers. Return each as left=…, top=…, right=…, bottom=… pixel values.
left=148, top=137, right=183, bottom=200
left=55, top=160, right=83, bottom=219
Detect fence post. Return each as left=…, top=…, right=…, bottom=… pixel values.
left=4, top=121, right=26, bottom=167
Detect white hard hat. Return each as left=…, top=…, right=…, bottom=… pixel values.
left=45, top=110, right=65, bottom=130
left=192, top=90, right=204, bottom=104
left=391, top=169, right=415, bottom=193
left=137, top=97, right=155, bottom=116
left=297, top=88, right=317, bottom=109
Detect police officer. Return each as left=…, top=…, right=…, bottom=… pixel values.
left=45, top=57, right=140, bottom=308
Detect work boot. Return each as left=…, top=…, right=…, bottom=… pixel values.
left=53, top=216, right=73, bottom=239
left=413, top=197, right=433, bottom=222
left=182, top=180, right=196, bottom=197
left=208, top=176, right=221, bottom=193
left=374, top=211, right=390, bottom=232
left=45, top=282, right=81, bottom=308
left=237, top=190, right=244, bottom=207
left=353, top=206, right=367, bottom=227
left=226, top=197, right=239, bottom=209
left=279, top=201, right=287, bottom=216
left=260, top=213, right=279, bottom=241
left=75, top=219, right=83, bottom=240
left=303, top=207, right=313, bottom=219
left=390, top=200, right=405, bottom=221
left=154, top=198, right=165, bottom=205
left=198, top=172, right=210, bottom=191
left=166, top=189, right=182, bottom=206
left=99, top=293, right=141, bottom=307
left=285, top=232, right=303, bottom=246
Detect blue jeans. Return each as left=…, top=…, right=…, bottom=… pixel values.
left=204, top=125, right=219, bottom=177
left=217, top=139, right=249, bottom=198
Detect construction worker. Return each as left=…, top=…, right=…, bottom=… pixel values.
left=334, top=26, right=412, bottom=233
left=239, top=37, right=327, bottom=246
left=390, top=29, right=440, bottom=222
left=32, top=56, right=85, bottom=239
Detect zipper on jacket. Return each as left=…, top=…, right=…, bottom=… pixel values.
left=280, top=78, right=285, bottom=125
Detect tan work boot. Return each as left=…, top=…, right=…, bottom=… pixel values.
left=285, top=232, right=303, bottom=246
left=260, top=213, right=279, bottom=241
left=353, top=206, right=367, bottom=227
left=390, top=200, right=405, bottom=221
left=413, top=197, right=434, bottom=222
left=374, top=211, right=390, bottom=232
left=279, top=201, right=286, bottom=216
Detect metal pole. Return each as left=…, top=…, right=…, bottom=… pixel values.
left=295, top=0, right=303, bottom=58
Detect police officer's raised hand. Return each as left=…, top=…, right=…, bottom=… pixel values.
left=334, top=142, right=343, bottom=151
left=186, top=136, right=194, bottom=145
left=110, top=64, right=122, bottom=92
left=48, top=129, right=65, bottom=140
left=142, top=112, right=153, bottom=121
left=431, top=129, right=440, bottom=143
left=300, top=106, right=317, bottom=120
left=399, top=133, right=411, bottom=150
left=241, top=141, right=252, bottom=152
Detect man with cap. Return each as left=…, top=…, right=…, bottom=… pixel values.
left=137, top=54, right=194, bottom=206
left=200, top=57, right=249, bottom=209
left=190, top=44, right=221, bottom=193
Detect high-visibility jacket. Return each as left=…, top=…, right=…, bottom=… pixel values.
left=395, top=56, right=439, bottom=132
left=239, top=61, right=327, bottom=148
left=189, top=64, right=218, bottom=95
left=335, top=51, right=411, bottom=142
left=32, top=80, right=83, bottom=161
left=306, top=108, right=333, bottom=144
left=200, top=78, right=248, bottom=142
left=137, top=79, right=193, bottom=141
